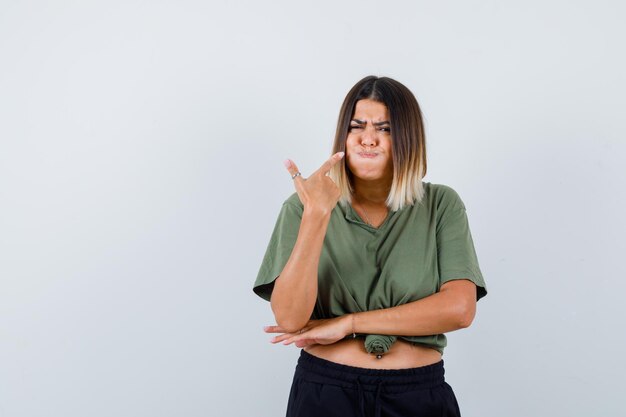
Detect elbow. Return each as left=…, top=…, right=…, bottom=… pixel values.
left=274, top=315, right=308, bottom=333
left=455, top=301, right=476, bottom=329
left=440, top=280, right=478, bottom=331
left=457, top=311, right=475, bottom=329
left=270, top=300, right=309, bottom=332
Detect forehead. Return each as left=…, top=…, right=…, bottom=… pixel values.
left=352, top=99, right=389, bottom=122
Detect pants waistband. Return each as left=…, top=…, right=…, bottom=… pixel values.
left=296, top=349, right=446, bottom=394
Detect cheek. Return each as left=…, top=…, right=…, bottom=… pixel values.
left=384, top=141, right=393, bottom=158
left=345, top=154, right=358, bottom=171
left=345, top=138, right=358, bottom=157
left=383, top=136, right=393, bottom=150
left=385, top=145, right=394, bottom=168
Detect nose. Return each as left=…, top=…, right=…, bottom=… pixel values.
left=360, top=127, right=377, bottom=147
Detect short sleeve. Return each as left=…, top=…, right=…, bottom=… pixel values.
left=436, top=188, right=487, bottom=301
left=253, top=197, right=303, bottom=301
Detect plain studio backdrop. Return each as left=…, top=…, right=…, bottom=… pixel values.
left=1, top=1, right=625, bottom=416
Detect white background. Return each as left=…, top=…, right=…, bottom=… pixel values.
left=1, top=1, right=625, bottom=416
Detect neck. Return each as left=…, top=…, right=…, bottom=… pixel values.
left=352, top=177, right=392, bottom=206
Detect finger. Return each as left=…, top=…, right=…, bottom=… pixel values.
left=294, top=339, right=317, bottom=348
left=282, top=329, right=316, bottom=345
left=282, top=337, right=298, bottom=346
left=263, top=325, right=286, bottom=333
left=314, top=151, right=345, bottom=176
left=283, top=159, right=304, bottom=181
left=281, top=332, right=305, bottom=345
left=270, top=333, right=293, bottom=344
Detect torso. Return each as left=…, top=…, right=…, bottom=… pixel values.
left=310, top=200, right=442, bottom=369
left=254, top=184, right=480, bottom=365
left=304, top=338, right=442, bottom=369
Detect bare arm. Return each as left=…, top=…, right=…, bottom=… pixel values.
left=269, top=152, right=344, bottom=332
left=270, top=209, right=330, bottom=332
left=350, top=279, right=478, bottom=336
left=266, top=280, right=478, bottom=346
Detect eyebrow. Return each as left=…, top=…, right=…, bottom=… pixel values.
left=351, top=119, right=390, bottom=126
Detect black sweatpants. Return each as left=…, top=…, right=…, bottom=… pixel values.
left=285, top=349, right=461, bottom=417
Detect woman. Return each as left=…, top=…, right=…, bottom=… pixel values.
left=253, top=76, right=487, bottom=417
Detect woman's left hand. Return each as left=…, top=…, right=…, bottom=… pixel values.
left=264, top=316, right=352, bottom=348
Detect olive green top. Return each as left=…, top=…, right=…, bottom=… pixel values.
left=253, top=182, right=487, bottom=355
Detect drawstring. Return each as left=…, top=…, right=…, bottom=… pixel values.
left=355, top=377, right=385, bottom=417
left=374, top=379, right=383, bottom=417
left=355, top=377, right=366, bottom=417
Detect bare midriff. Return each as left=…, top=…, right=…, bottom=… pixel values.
left=303, top=337, right=442, bottom=369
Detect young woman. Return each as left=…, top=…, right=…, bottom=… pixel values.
left=253, top=76, right=487, bottom=417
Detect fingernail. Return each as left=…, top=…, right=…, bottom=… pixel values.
left=263, top=326, right=269, bottom=331
left=337, top=152, right=345, bottom=158
left=283, top=159, right=291, bottom=168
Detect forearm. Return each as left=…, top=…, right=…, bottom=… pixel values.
left=351, top=281, right=476, bottom=337
left=270, top=208, right=331, bottom=332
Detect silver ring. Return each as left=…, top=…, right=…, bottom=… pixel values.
left=291, top=172, right=302, bottom=180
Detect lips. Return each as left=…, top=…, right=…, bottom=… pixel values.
left=358, top=152, right=378, bottom=158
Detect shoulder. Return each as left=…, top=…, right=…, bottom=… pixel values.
left=283, top=192, right=303, bottom=209
left=275, top=192, right=304, bottom=219
left=425, top=182, right=466, bottom=211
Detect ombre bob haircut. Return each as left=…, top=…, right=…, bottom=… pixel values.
left=329, top=76, right=427, bottom=212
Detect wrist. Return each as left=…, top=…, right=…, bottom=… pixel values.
left=351, top=313, right=356, bottom=338
left=344, top=313, right=357, bottom=338
left=303, top=206, right=333, bottom=220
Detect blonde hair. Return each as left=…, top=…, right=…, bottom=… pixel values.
left=329, top=76, right=427, bottom=212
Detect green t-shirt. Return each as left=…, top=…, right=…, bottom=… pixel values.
left=253, top=182, right=487, bottom=355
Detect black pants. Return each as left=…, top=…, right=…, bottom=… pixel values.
left=286, top=349, right=461, bottom=417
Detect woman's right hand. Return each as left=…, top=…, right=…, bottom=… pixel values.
left=283, top=152, right=345, bottom=216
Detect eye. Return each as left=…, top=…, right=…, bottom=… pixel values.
left=349, top=125, right=363, bottom=131
left=378, top=127, right=391, bottom=133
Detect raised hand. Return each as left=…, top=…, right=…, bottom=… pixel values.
left=283, top=152, right=345, bottom=215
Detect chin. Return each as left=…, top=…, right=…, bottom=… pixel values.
left=351, top=171, right=386, bottom=181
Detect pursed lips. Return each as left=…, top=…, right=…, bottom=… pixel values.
left=359, top=152, right=378, bottom=158
left=358, top=152, right=378, bottom=158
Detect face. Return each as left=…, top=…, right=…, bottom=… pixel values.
left=345, top=99, right=394, bottom=183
